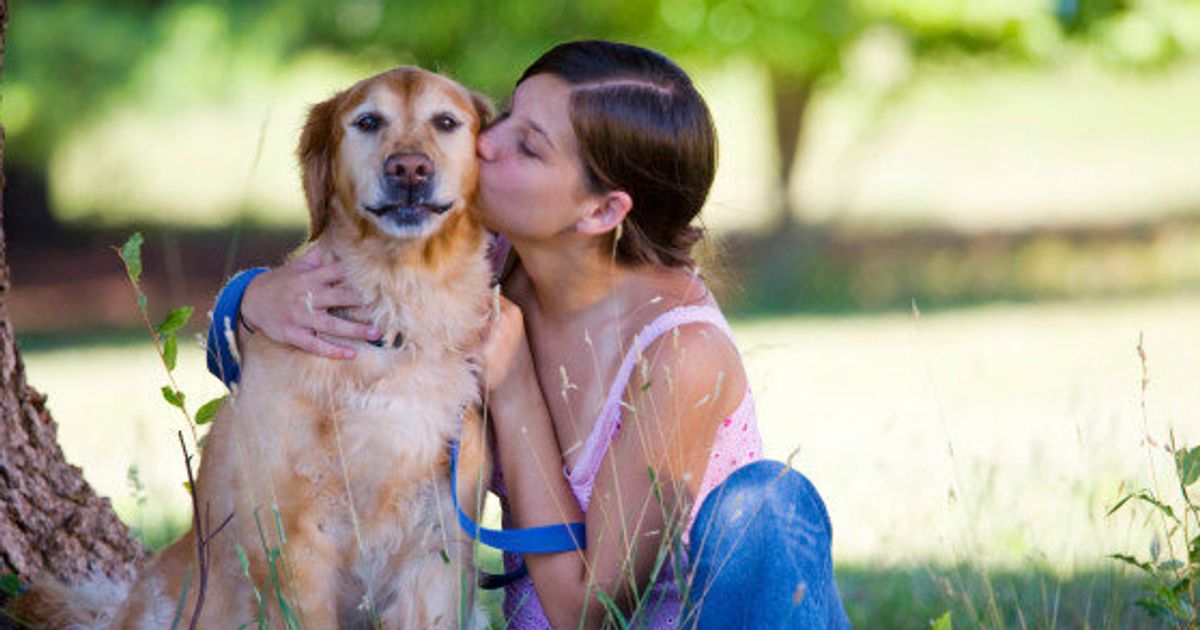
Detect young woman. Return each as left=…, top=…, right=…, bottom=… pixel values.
left=208, top=40, right=849, bottom=629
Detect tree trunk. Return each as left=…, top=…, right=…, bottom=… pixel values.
left=0, top=0, right=143, bottom=604
left=770, top=72, right=813, bottom=229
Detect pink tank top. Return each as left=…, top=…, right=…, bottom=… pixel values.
left=496, top=304, right=764, bottom=629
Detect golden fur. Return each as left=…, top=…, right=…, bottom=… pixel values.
left=11, top=67, right=495, bottom=629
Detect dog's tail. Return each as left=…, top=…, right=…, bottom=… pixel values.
left=4, top=575, right=130, bottom=630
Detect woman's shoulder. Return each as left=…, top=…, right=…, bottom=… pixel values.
left=632, top=266, right=727, bottom=335
left=628, top=273, right=746, bottom=399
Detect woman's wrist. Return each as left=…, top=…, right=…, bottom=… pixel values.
left=238, top=273, right=266, bottom=333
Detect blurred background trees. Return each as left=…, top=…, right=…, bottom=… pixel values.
left=7, top=0, right=1199, bottom=233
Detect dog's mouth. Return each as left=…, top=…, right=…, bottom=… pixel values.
left=361, top=201, right=455, bottom=227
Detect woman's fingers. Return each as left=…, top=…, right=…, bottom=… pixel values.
left=310, top=285, right=365, bottom=310
left=307, top=261, right=348, bottom=286
left=286, top=327, right=355, bottom=360
left=308, top=311, right=379, bottom=341
left=293, top=244, right=325, bottom=271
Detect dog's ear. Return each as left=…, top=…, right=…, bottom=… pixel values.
left=298, top=93, right=341, bottom=242
left=470, top=91, right=494, bottom=130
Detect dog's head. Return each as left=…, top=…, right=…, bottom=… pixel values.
left=299, top=67, right=492, bottom=242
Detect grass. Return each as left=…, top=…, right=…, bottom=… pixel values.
left=835, top=563, right=1150, bottom=629
left=18, top=292, right=1200, bottom=627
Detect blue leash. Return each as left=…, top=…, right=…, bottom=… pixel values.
left=449, top=439, right=587, bottom=589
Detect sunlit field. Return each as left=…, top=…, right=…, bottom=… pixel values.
left=20, top=293, right=1199, bottom=627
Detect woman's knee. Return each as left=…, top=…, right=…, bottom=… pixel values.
left=684, top=461, right=847, bottom=629
left=692, top=460, right=833, bottom=547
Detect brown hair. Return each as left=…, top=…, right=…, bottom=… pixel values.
left=518, top=40, right=717, bottom=268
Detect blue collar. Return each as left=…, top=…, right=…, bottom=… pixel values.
left=367, top=331, right=404, bottom=349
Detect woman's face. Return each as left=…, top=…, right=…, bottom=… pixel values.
left=475, top=73, right=595, bottom=241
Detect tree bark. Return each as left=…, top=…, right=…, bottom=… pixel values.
left=0, top=0, right=144, bottom=601
left=770, top=72, right=813, bottom=229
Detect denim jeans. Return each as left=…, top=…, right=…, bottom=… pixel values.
left=683, top=460, right=851, bottom=629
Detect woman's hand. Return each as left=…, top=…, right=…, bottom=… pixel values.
left=477, top=293, right=534, bottom=396
left=240, top=244, right=379, bottom=359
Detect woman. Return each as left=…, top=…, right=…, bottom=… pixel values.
left=208, top=40, right=849, bottom=629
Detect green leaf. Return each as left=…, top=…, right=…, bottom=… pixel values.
left=169, top=564, right=194, bottom=630
left=930, top=611, right=953, bottom=630
left=0, top=572, right=22, bottom=597
left=1172, top=575, right=1193, bottom=596
left=648, top=465, right=665, bottom=508
left=195, top=396, right=226, bottom=426
left=236, top=544, right=251, bottom=576
left=594, top=592, right=630, bottom=630
left=182, top=480, right=193, bottom=496
left=163, top=333, right=178, bottom=372
left=119, top=232, right=144, bottom=284
left=1108, top=553, right=1154, bottom=575
left=1157, top=559, right=1184, bottom=572
left=1107, top=489, right=1179, bottom=523
left=1176, top=445, right=1200, bottom=487
left=1135, top=597, right=1175, bottom=619
left=157, top=306, right=194, bottom=335
left=1128, top=491, right=1180, bottom=524
left=161, top=386, right=185, bottom=409
left=1107, top=491, right=1137, bottom=516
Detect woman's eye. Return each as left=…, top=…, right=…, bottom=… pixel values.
left=434, top=114, right=461, bottom=132
left=518, top=139, right=537, bottom=158
left=354, top=113, right=382, bottom=132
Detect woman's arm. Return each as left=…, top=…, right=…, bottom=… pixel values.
left=482, top=298, right=745, bottom=628
left=204, top=245, right=378, bottom=388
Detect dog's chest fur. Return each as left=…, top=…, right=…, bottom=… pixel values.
left=229, top=233, right=491, bottom=555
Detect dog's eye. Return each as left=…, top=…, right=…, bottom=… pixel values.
left=433, top=114, right=460, bottom=133
left=354, top=113, right=382, bottom=133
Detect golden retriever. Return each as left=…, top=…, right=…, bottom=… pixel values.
left=13, top=66, right=495, bottom=629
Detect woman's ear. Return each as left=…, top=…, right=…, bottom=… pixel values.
left=574, top=190, right=633, bottom=236
left=297, top=93, right=342, bottom=242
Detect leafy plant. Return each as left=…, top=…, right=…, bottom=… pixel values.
left=1107, top=334, right=1200, bottom=626
left=117, top=232, right=238, bottom=629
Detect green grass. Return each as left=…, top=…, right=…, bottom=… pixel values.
left=835, top=563, right=1151, bottom=629
left=19, top=293, right=1200, bottom=626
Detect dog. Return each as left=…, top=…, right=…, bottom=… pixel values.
left=11, top=66, right=495, bottom=629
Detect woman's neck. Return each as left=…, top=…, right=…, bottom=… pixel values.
left=510, top=238, right=628, bottom=324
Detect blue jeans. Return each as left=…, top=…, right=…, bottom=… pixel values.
left=683, top=461, right=851, bottom=629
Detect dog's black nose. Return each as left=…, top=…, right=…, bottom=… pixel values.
left=385, top=152, right=434, bottom=188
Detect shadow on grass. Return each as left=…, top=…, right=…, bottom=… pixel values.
left=836, top=562, right=1152, bottom=629
left=129, top=512, right=1156, bottom=627
left=720, top=213, right=1200, bottom=320
left=15, top=327, right=149, bottom=354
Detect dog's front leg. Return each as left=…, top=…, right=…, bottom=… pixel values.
left=280, top=517, right=343, bottom=629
